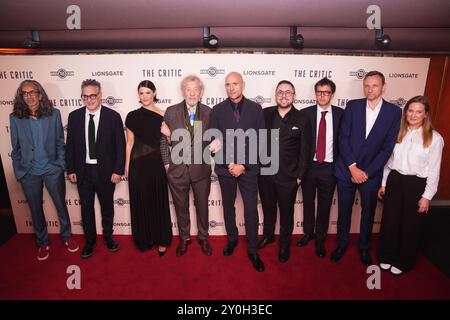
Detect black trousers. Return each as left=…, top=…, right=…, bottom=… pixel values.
left=77, top=164, right=116, bottom=243
left=377, top=170, right=427, bottom=271
left=301, top=162, right=336, bottom=242
left=258, top=175, right=299, bottom=247
left=218, top=174, right=259, bottom=254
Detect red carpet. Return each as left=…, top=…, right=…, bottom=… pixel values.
left=0, top=234, right=449, bottom=300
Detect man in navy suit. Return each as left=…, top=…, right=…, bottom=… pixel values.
left=209, top=72, right=266, bottom=272
left=10, top=80, right=79, bottom=261
left=298, top=78, right=344, bottom=258
left=331, top=71, right=401, bottom=266
left=66, top=79, right=125, bottom=259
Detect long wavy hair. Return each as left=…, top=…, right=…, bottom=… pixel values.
left=12, top=80, right=53, bottom=118
left=397, top=95, right=434, bottom=148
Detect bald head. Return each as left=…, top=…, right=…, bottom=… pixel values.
left=225, top=72, right=245, bottom=103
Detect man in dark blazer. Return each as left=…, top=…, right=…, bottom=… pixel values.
left=257, top=80, right=311, bottom=263
left=332, top=71, right=401, bottom=266
left=66, top=79, right=126, bottom=259
left=298, top=77, right=344, bottom=258
left=163, top=75, right=212, bottom=257
left=10, top=80, right=79, bottom=261
left=209, top=72, right=266, bottom=272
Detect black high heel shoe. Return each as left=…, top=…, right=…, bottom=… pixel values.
left=158, top=247, right=167, bottom=257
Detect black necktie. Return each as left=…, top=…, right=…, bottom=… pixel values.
left=88, top=114, right=96, bottom=159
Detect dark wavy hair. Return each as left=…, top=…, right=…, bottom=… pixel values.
left=12, top=80, right=53, bottom=118
left=138, top=80, right=159, bottom=103
left=315, top=77, right=336, bottom=93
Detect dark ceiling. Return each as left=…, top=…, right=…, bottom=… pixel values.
left=0, top=0, right=449, bottom=52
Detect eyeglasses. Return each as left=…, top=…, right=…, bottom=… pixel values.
left=21, top=90, right=39, bottom=97
left=315, top=91, right=332, bottom=96
left=81, top=93, right=99, bottom=101
left=276, top=90, right=294, bottom=97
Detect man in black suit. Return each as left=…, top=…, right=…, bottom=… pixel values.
left=208, top=72, right=265, bottom=272
left=66, top=79, right=126, bottom=259
left=297, top=78, right=344, bottom=258
left=257, top=80, right=311, bottom=263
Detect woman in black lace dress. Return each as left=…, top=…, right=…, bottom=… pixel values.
left=125, top=80, right=172, bottom=256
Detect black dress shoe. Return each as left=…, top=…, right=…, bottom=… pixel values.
left=315, top=242, right=326, bottom=258
left=223, top=240, right=238, bottom=256
left=248, top=253, right=265, bottom=272
left=176, top=238, right=192, bottom=256
left=359, top=249, right=372, bottom=266
left=198, top=239, right=212, bottom=256
left=278, top=247, right=290, bottom=263
left=105, top=238, right=119, bottom=253
left=296, top=233, right=315, bottom=247
left=81, top=242, right=96, bottom=259
left=257, top=236, right=275, bottom=250
left=330, top=247, right=346, bottom=263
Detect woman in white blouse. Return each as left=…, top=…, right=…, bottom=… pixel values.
left=377, top=95, right=444, bottom=276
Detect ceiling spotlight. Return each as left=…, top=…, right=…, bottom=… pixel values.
left=203, top=27, right=219, bottom=49
left=375, top=27, right=391, bottom=50
left=23, top=30, right=41, bottom=48
left=290, top=26, right=304, bottom=49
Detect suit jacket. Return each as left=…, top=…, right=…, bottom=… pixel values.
left=163, top=101, right=212, bottom=182
left=209, top=97, right=265, bottom=177
left=261, top=106, right=311, bottom=181
left=300, top=104, right=344, bottom=165
left=335, top=98, right=401, bottom=181
left=66, top=105, right=125, bottom=184
left=10, top=108, right=65, bottom=180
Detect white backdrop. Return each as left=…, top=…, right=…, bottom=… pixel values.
left=0, top=53, right=429, bottom=237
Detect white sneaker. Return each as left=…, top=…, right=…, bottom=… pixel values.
left=64, top=239, right=80, bottom=253
left=390, top=266, right=403, bottom=275
left=380, top=263, right=391, bottom=270
left=37, top=245, right=50, bottom=261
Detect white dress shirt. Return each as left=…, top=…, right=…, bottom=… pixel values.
left=382, top=127, right=444, bottom=200
left=314, top=105, right=334, bottom=163
left=85, top=106, right=101, bottom=164
left=365, top=99, right=382, bottom=139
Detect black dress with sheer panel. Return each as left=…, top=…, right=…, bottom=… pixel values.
left=125, top=107, right=172, bottom=250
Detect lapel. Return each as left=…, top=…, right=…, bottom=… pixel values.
left=176, top=102, right=187, bottom=130
left=356, top=100, right=367, bottom=142
left=279, top=107, right=295, bottom=136
left=331, top=105, right=340, bottom=149
left=311, top=105, right=318, bottom=144
left=79, top=107, right=87, bottom=152
left=21, top=117, right=33, bottom=145
left=96, top=106, right=105, bottom=146
left=193, top=104, right=206, bottom=146
left=366, top=99, right=386, bottom=142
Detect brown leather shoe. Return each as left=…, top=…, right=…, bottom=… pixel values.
left=176, top=238, right=192, bottom=256
left=198, top=239, right=212, bottom=256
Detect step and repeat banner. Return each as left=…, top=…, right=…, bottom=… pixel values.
left=0, top=53, right=429, bottom=236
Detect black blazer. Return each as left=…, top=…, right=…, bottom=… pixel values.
left=66, top=106, right=126, bottom=183
left=209, top=97, right=265, bottom=177
left=299, top=105, right=344, bottom=164
left=261, top=106, right=311, bottom=181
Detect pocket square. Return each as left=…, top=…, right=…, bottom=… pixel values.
left=292, top=126, right=299, bottom=130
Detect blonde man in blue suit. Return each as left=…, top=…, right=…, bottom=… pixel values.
left=332, top=71, right=401, bottom=266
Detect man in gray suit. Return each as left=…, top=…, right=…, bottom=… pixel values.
left=10, top=80, right=79, bottom=261
left=163, top=75, right=212, bottom=256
